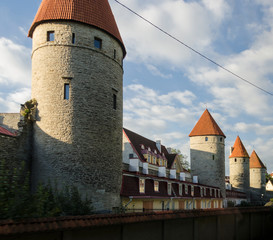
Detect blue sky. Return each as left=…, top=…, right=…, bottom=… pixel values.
left=0, top=0, right=273, bottom=174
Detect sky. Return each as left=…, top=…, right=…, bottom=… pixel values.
left=0, top=0, right=273, bottom=174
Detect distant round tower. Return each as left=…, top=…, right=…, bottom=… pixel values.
left=229, top=136, right=250, bottom=199
left=189, top=109, right=226, bottom=198
left=28, top=0, right=126, bottom=211
left=249, top=150, right=266, bottom=202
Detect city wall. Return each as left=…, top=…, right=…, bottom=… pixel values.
left=1, top=207, right=272, bottom=240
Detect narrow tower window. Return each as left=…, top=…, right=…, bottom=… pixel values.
left=94, top=37, right=102, bottom=49
left=212, top=155, right=215, bottom=160
left=64, top=83, right=70, bottom=100
left=114, top=49, right=117, bottom=59
left=47, top=31, right=54, bottom=41
left=72, top=33, right=75, bottom=44
left=113, top=93, right=117, bottom=110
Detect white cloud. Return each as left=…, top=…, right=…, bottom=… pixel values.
left=0, top=38, right=31, bottom=87
left=0, top=88, right=31, bottom=113
left=111, top=0, right=230, bottom=65
left=146, top=64, right=172, bottom=79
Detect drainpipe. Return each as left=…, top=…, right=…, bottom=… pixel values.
left=125, top=196, right=133, bottom=208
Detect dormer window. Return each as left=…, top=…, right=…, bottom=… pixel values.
left=139, top=179, right=145, bottom=193
left=179, top=184, right=182, bottom=195
left=167, top=183, right=172, bottom=195
left=154, top=150, right=157, bottom=154
left=141, top=144, right=145, bottom=150
left=148, top=147, right=151, bottom=151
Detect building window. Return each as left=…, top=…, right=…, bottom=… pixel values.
left=113, top=94, right=117, bottom=110
left=129, top=153, right=134, bottom=158
left=167, top=183, right=172, bottom=195
left=204, top=188, right=206, bottom=196
left=47, top=31, right=54, bottom=41
left=148, top=155, right=151, bottom=163
left=235, top=158, right=237, bottom=162
left=212, top=155, right=215, bottom=160
left=200, top=187, right=203, bottom=197
left=139, top=179, right=145, bottom=193
left=154, top=181, right=159, bottom=192
left=210, top=188, right=212, bottom=196
left=220, top=137, right=222, bottom=142
left=94, top=37, right=102, bottom=49
left=72, top=33, right=75, bottom=44
left=191, top=185, right=194, bottom=196
left=185, top=184, right=188, bottom=194
left=114, top=49, right=116, bottom=59
left=64, top=83, right=70, bottom=100
left=205, top=137, right=208, bottom=141
left=179, top=184, right=182, bottom=195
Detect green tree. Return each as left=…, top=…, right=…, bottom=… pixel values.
left=170, top=149, right=190, bottom=170
left=0, top=159, right=93, bottom=220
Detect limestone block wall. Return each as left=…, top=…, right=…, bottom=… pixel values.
left=229, top=157, right=250, bottom=198
left=31, top=21, right=124, bottom=211
left=250, top=168, right=266, bottom=201
left=0, top=113, right=20, bottom=131
left=190, top=135, right=226, bottom=198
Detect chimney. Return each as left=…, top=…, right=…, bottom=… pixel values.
left=156, top=140, right=161, bottom=153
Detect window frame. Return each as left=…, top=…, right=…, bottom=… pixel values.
left=94, top=37, right=102, bottom=49
left=47, top=31, right=55, bottom=42
left=139, top=178, right=145, bottom=194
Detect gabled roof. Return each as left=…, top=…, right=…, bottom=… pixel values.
left=28, top=0, right=126, bottom=57
left=229, top=136, right=249, bottom=158
left=249, top=150, right=266, bottom=169
left=189, top=109, right=226, bottom=137
left=123, top=128, right=178, bottom=169
left=0, top=126, right=16, bottom=137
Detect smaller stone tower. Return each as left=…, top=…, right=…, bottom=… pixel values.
left=249, top=150, right=266, bottom=202
left=229, top=136, right=250, bottom=199
left=189, top=109, right=226, bottom=198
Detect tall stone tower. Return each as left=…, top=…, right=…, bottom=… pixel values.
left=249, top=150, right=266, bottom=202
left=28, top=0, right=126, bottom=211
left=229, top=136, right=250, bottom=199
left=189, top=109, right=226, bottom=198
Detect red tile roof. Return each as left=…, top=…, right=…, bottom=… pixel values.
left=249, top=150, right=266, bottom=169
left=189, top=109, right=226, bottom=137
left=229, top=136, right=249, bottom=158
left=28, top=0, right=126, bottom=56
left=0, top=126, right=16, bottom=137
left=123, top=128, right=178, bottom=169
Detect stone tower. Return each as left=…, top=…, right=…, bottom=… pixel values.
left=249, top=150, right=266, bottom=202
left=189, top=109, right=226, bottom=198
left=229, top=136, right=250, bottom=199
left=28, top=0, right=126, bottom=211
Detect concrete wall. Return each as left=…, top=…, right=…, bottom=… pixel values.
left=31, top=21, right=124, bottom=211
left=190, top=136, right=226, bottom=198
left=1, top=207, right=272, bottom=240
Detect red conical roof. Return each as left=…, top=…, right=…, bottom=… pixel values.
left=249, top=150, right=266, bottom=169
left=189, top=109, right=226, bottom=137
left=229, top=136, right=249, bottom=158
left=28, top=0, right=126, bottom=56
